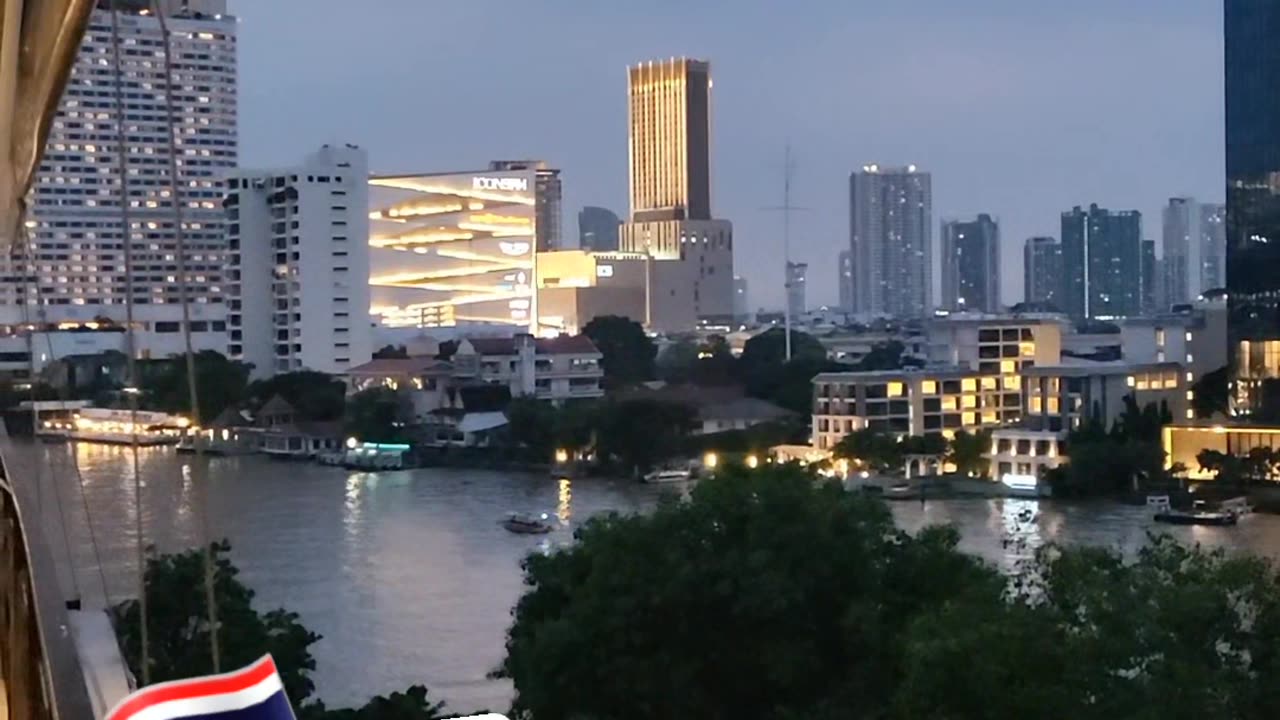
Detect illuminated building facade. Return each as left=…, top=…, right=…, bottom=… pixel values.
left=1226, top=0, right=1280, bottom=412
left=5, top=0, right=236, bottom=320
left=488, top=160, right=561, bottom=251
left=368, top=168, right=538, bottom=331
left=812, top=368, right=1018, bottom=449
left=620, top=57, right=734, bottom=323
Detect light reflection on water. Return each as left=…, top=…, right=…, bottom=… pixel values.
left=26, top=441, right=1280, bottom=714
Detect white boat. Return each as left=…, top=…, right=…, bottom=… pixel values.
left=643, top=467, right=692, bottom=483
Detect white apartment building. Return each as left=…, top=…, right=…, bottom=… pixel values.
left=453, top=335, right=604, bottom=403
left=5, top=0, right=236, bottom=331
left=226, top=145, right=371, bottom=378
left=1119, top=298, right=1227, bottom=384
left=924, top=314, right=1065, bottom=375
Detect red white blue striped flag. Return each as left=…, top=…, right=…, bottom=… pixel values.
left=105, top=655, right=296, bottom=720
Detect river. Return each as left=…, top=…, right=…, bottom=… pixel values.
left=21, top=441, right=1280, bottom=714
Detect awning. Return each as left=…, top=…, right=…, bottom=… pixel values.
left=0, top=0, right=94, bottom=246
left=458, top=411, right=509, bottom=434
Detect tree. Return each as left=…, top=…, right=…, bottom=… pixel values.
left=497, top=465, right=999, bottom=720
left=1190, top=365, right=1229, bottom=419
left=593, top=397, right=696, bottom=475
left=246, top=371, right=347, bottom=421
left=372, top=345, right=409, bottom=360
left=738, top=327, right=825, bottom=377
left=113, top=542, right=448, bottom=719
left=500, top=465, right=1280, bottom=719
left=344, top=387, right=409, bottom=443
left=946, top=429, right=991, bottom=478
left=142, top=350, right=251, bottom=423
left=898, top=537, right=1280, bottom=719
left=505, top=396, right=559, bottom=461
left=852, top=340, right=923, bottom=372
left=832, top=427, right=904, bottom=473
left=655, top=339, right=699, bottom=384
left=582, top=315, right=656, bottom=387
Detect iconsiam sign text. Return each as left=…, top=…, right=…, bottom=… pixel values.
left=473, top=176, right=529, bottom=192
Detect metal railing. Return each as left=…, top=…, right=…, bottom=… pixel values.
left=0, top=435, right=94, bottom=720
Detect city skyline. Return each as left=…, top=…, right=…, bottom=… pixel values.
left=230, top=1, right=1222, bottom=310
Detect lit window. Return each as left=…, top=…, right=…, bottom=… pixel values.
left=921, top=380, right=937, bottom=395
left=1136, top=377, right=1149, bottom=391
left=1185, top=408, right=1194, bottom=420
left=980, top=376, right=997, bottom=390
left=961, top=378, right=977, bottom=392
left=1185, top=331, right=1193, bottom=342
left=961, top=395, right=977, bottom=409
left=1047, top=397, right=1060, bottom=414
left=887, top=381, right=904, bottom=397
left=1030, top=396, right=1042, bottom=413
left=1003, top=375, right=1021, bottom=391
left=1156, top=329, right=1165, bottom=346
left=1000, top=360, right=1015, bottom=374
left=1186, top=371, right=1194, bottom=382
left=962, top=412, right=976, bottom=426
left=1126, top=375, right=1136, bottom=388
left=941, top=396, right=958, bottom=411
left=1186, top=390, right=1194, bottom=400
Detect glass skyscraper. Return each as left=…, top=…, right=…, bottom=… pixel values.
left=1226, top=0, right=1280, bottom=404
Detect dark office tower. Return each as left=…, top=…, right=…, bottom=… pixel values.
left=1059, top=208, right=1089, bottom=318
left=578, top=206, right=620, bottom=251
left=940, top=214, right=1000, bottom=312
left=1226, top=0, right=1280, bottom=403
left=1023, top=237, right=1062, bottom=308
left=1141, top=239, right=1157, bottom=314
left=1061, top=204, right=1143, bottom=319
left=838, top=250, right=854, bottom=311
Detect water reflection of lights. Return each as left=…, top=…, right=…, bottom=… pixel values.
left=557, top=477, right=572, bottom=525
left=344, top=473, right=365, bottom=542
left=999, top=498, right=1043, bottom=566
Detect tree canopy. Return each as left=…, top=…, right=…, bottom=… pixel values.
left=500, top=464, right=1280, bottom=719
left=246, top=371, right=347, bottom=422
left=113, top=542, right=449, bottom=720
left=343, top=387, right=409, bottom=443
left=142, top=350, right=251, bottom=423
left=582, top=315, right=656, bottom=387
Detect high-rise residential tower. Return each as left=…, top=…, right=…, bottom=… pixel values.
left=940, top=214, right=1000, bottom=313
left=1023, top=237, right=1061, bottom=308
left=848, top=165, right=932, bottom=318
left=1201, top=203, right=1227, bottom=292
left=1226, top=0, right=1280, bottom=407
left=619, top=58, right=733, bottom=322
left=7, top=0, right=236, bottom=326
left=1141, top=239, right=1157, bottom=314
left=1162, top=197, right=1201, bottom=306
left=578, top=206, right=620, bottom=251
left=838, top=249, right=854, bottom=311
left=733, top=275, right=749, bottom=319
left=1060, top=204, right=1142, bottom=319
left=488, top=160, right=561, bottom=251
left=226, top=145, right=371, bottom=378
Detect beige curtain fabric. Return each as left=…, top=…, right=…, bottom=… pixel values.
left=0, top=0, right=94, bottom=248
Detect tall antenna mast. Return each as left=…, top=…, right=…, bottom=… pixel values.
left=782, top=145, right=794, bottom=361
left=760, top=145, right=809, bottom=362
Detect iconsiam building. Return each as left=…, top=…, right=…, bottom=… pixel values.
left=368, top=169, right=539, bottom=330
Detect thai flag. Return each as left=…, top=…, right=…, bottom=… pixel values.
left=105, top=655, right=296, bottom=720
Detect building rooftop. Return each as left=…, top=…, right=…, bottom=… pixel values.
left=463, top=334, right=600, bottom=356
left=813, top=366, right=977, bottom=382
left=345, top=357, right=452, bottom=376
left=1022, top=361, right=1182, bottom=378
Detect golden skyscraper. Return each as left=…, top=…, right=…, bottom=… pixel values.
left=627, top=57, right=712, bottom=222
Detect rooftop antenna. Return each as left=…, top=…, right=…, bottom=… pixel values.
left=761, top=144, right=808, bottom=361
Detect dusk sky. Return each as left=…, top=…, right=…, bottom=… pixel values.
left=234, top=0, right=1224, bottom=311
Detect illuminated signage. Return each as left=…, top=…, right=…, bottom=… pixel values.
left=596, top=265, right=614, bottom=278
left=499, top=241, right=531, bottom=256
left=1000, top=473, right=1038, bottom=491
left=473, top=177, right=528, bottom=192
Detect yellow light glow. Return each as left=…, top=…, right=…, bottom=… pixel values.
left=1000, top=360, right=1016, bottom=374
left=555, top=448, right=569, bottom=464
left=887, top=381, right=904, bottom=397
left=961, top=378, right=977, bottom=392
left=921, top=380, right=937, bottom=395
left=746, top=454, right=759, bottom=469
left=703, top=452, right=718, bottom=469
left=980, top=377, right=997, bottom=390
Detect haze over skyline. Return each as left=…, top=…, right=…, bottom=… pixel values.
left=234, top=0, right=1224, bottom=311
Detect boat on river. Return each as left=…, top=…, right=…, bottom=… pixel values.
left=1154, top=509, right=1238, bottom=526
left=643, top=467, right=693, bottom=484
left=501, top=512, right=554, bottom=534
